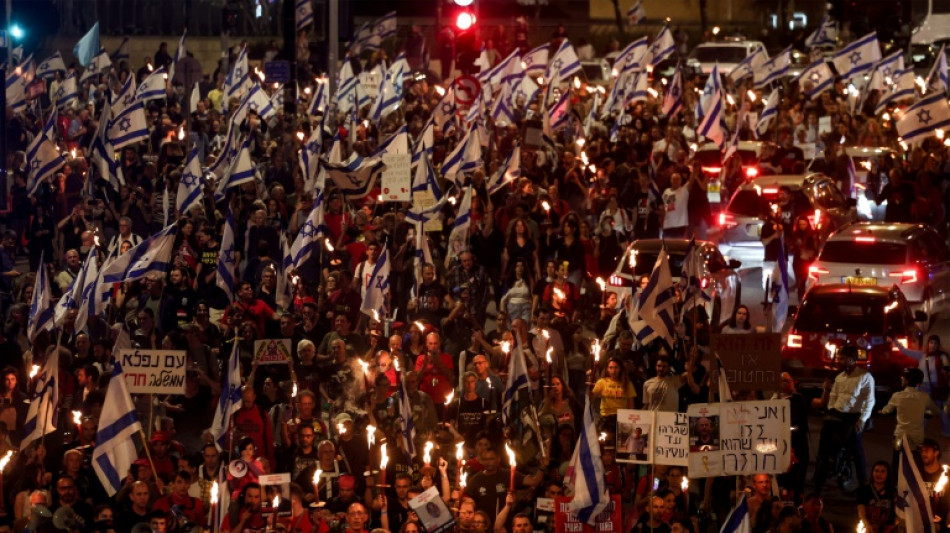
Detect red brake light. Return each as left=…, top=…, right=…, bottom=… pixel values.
left=855, top=236, right=876, bottom=243
left=888, top=269, right=918, bottom=284
left=745, top=167, right=759, bottom=178
left=808, top=265, right=829, bottom=280
left=700, top=278, right=709, bottom=289
left=609, top=275, right=625, bottom=286
left=787, top=333, right=802, bottom=348
left=719, top=212, right=737, bottom=227
left=762, top=187, right=778, bottom=194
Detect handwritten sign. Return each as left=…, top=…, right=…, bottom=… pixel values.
left=382, top=153, right=411, bottom=202
left=687, top=399, right=791, bottom=478
left=118, top=349, right=187, bottom=395
left=413, top=191, right=442, bottom=231
left=409, top=486, right=455, bottom=533
left=654, top=411, right=689, bottom=466
left=359, top=71, right=381, bottom=100
left=254, top=339, right=292, bottom=365
left=711, top=333, right=782, bottom=392
left=553, top=495, right=621, bottom=533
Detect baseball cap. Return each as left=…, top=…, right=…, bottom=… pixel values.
left=921, top=438, right=942, bottom=451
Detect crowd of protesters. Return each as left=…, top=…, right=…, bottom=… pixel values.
left=2, top=14, right=950, bottom=533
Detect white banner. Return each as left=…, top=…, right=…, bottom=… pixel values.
left=118, top=349, right=187, bottom=395
left=687, top=399, right=792, bottom=478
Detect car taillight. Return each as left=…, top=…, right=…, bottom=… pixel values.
left=888, top=269, right=918, bottom=284
left=702, top=166, right=722, bottom=175
left=745, top=167, right=759, bottom=179
left=787, top=333, right=802, bottom=348
left=701, top=277, right=709, bottom=289
left=808, top=265, right=829, bottom=280
left=719, top=212, right=737, bottom=227
left=609, top=275, right=625, bottom=286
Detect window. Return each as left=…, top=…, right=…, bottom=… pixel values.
left=818, top=241, right=907, bottom=265
left=813, top=182, right=846, bottom=209
left=795, top=295, right=886, bottom=333
left=727, top=190, right=763, bottom=217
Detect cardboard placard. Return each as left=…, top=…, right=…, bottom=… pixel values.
left=118, top=349, right=187, bottom=395
left=711, top=333, right=782, bottom=392
left=359, top=71, right=381, bottom=100
left=615, top=410, right=653, bottom=464
left=381, top=153, right=412, bottom=202
left=254, top=339, right=293, bottom=365
left=553, top=495, right=622, bottom=533
left=413, top=191, right=443, bottom=231
left=409, top=486, right=455, bottom=533
left=687, top=399, right=792, bottom=478
left=260, top=473, right=292, bottom=522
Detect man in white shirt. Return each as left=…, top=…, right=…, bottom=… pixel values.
left=880, top=367, right=939, bottom=468
left=661, top=173, right=689, bottom=238
left=811, top=346, right=875, bottom=494
left=642, top=356, right=683, bottom=412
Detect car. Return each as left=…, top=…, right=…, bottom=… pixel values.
left=844, top=146, right=899, bottom=221
left=717, top=173, right=858, bottom=246
left=694, top=141, right=770, bottom=208
left=580, top=59, right=611, bottom=88
left=685, top=40, right=766, bottom=75
left=781, top=283, right=926, bottom=394
left=608, top=238, right=742, bottom=325
left=805, top=222, right=950, bottom=320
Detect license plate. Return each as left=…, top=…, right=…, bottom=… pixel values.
left=708, top=182, right=720, bottom=193
left=843, top=276, right=877, bottom=285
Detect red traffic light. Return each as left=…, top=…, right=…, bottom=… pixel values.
left=455, top=11, right=476, bottom=31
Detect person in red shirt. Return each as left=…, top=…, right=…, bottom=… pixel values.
left=222, top=482, right=268, bottom=533
left=154, top=470, right=204, bottom=526
left=279, top=484, right=314, bottom=533
left=415, top=332, right=456, bottom=409
left=316, top=502, right=369, bottom=533
left=222, top=282, right=276, bottom=337
left=145, top=431, right=177, bottom=482
left=232, top=386, right=276, bottom=469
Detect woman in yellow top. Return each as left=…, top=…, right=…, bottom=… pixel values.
left=592, top=357, right=637, bottom=430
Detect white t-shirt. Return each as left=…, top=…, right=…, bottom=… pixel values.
left=662, top=186, right=689, bottom=229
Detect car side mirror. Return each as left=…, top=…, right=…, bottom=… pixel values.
left=728, top=259, right=742, bottom=269
left=915, top=310, right=928, bottom=322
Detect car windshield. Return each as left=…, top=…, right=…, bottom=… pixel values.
left=631, top=251, right=686, bottom=277
left=727, top=190, right=762, bottom=217
left=689, top=47, right=749, bottom=63
left=795, top=294, right=887, bottom=334
left=582, top=64, right=604, bottom=81
left=818, top=241, right=907, bottom=265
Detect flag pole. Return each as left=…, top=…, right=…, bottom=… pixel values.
left=137, top=428, right=162, bottom=483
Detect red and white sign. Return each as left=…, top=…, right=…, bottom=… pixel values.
left=553, top=495, right=621, bottom=533
left=454, top=74, right=481, bottom=106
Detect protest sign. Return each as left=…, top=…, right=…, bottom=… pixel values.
left=711, top=333, right=782, bottom=392
left=410, top=486, right=455, bottom=533
left=687, top=399, right=792, bottom=477
left=254, top=339, right=292, bottom=365
left=117, top=349, right=186, bottom=395
left=260, top=473, right=292, bottom=524
left=654, top=411, right=689, bottom=466
left=553, top=495, right=621, bottom=533
left=615, top=409, right=653, bottom=464
left=381, top=153, right=411, bottom=202
left=413, top=191, right=443, bottom=231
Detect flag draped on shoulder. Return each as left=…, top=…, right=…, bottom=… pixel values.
left=21, top=346, right=59, bottom=450
left=210, top=343, right=243, bottom=450
left=566, top=394, right=610, bottom=525
left=92, top=363, right=143, bottom=496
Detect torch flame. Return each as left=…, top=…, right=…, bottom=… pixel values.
left=292, top=383, right=298, bottom=398
left=596, top=277, right=606, bottom=292
left=501, top=340, right=511, bottom=354
left=72, top=411, right=82, bottom=425
left=505, top=444, right=516, bottom=467
left=325, top=240, right=334, bottom=252
left=424, top=441, right=434, bottom=464
left=541, top=330, right=550, bottom=340
left=414, top=321, right=426, bottom=332
left=857, top=521, right=867, bottom=533
left=314, top=469, right=323, bottom=486
left=460, top=470, right=468, bottom=488
left=545, top=347, right=553, bottom=364
left=542, top=201, right=551, bottom=212
left=456, top=442, right=465, bottom=460
left=337, top=422, right=346, bottom=435
left=0, top=450, right=13, bottom=472
left=70, top=148, right=77, bottom=158
left=366, top=425, right=376, bottom=448
left=553, top=287, right=565, bottom=300
left=178, top=126, right=185, bottom=141
left=273, top=495, right=280, bottom=510
left=936, top=465, right=949, bottom=493
left=435, top=86, right=446, bottom=96
left=680, top=477, right=689, bottom=492
left=296, top=131, right=305, bottom=141
left=444, top=390, right=455, bottom=405
left=380, top=443, right=389, bottom=469
left=393, top=357, right=400, bottom=372
left=573, top=77, right=581, bottom=90
left=372, top=310, right=380, bottom=322
left=210, top=481, right=219, bottom=505
left=592, top=339, right=601, bottom=362
left=358, top=359, right=370, bottom=376
left=598, top=432, right=607, bottom=442
left=30, top=365, right=39, bottom=379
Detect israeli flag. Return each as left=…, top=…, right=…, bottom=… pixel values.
left=755, top=89, right=780, bottom=139
left=770, top=236, right=789, bottom=332
left=491, top=84, right=517, bottom=126
left=54, top=72, right=79, bottom=109
left=503, top=335, right=532, bottom=426
left=522, top=44, right=549, bottom=77
left=720, top=495, right=751, bottom=533
left=135, top=66, right=168, bottom=102
left=25, top=129, right=66, bottom=197
left=631, top=248, right=676, bottom=347
left=214, top=142, right=257, bottom=200
left=397, top=362, right=417, bottom=459
left=335, top=76, right=361, bottom=116
left=548, top=89, right=571, bottom=131
left=680, top=238, right=712, bottom=316
left=488, top=145, right=521, bottom=195
left=177, top=147, right=204, bottom=215
left=375, top=11, right=398, bottom=40
left=805, top=15, right=837, bottom=49
left=325, top=153, right=385, bottom=199
left=370, top=54, right=408, bottom=121
left=616, top=37, right=649, bottom=74
left=296, top=0, right=314, bottom=31
left=20, top=340, right=59, bottom=450
left=625, top=71, right=650, bottom=106
left=26, top=253, right=54, bottom=340
left=53, top=251, right=98, bottom=328
left=80, top=48, right=112, bottom=84
left=697, top=89, right=724, bottom=147
left=649, top=26, right=676, bottom=67
left=927, top=44, right=948, bottom=95
left=547, top=40, right=582, bottom=84
left=108, top=76, right=149, bottom=148
left=832, top=32, right=881, bottom=81
left=36, top=52, right=67, bottom=78
left=696, top=63, right=722, bottom=121
left=448, top=186, right=473, bottom=253
left=360, top=247, right=391, bottom=318
left=350, top=23, right=381, bottom=54
left=483, top=50, right=521, bottom=88
left=299, top=127, right=323, bottom=191
left=74, top=254, right=101, bottom=335
left=169, top=29, right=187, bottom=84
left=216, top=211, right=237, bottom=302
left=289, top=192, right=327, bottom=268
left=308, top=80, right=328, bottom=117
left=897, top=436, right=936, bottom=533
left=440, top=123, right=482, bottom=186
left=798, top=59, right=835, bottom=100
left=513, top=75, right=540, bottom=111
left=875, top=50, right=905, bottom=83
left=99, top=225, right=178, bottom=286
left=210, top=343, right=243, bottom=450
left=224, top=46, right=251, bottom=104
left=111, top=36, right=130, bottom=63
left=410, top=155, right=442, bottom=201
left=728, top=46, right=766, bottom=83
left=754, top=47, right=790, bottom=88
left=432, top=83, right=457, bottom=128
left=92, top=363, right=143, bottom=496
left=661, top=67, right=684, bottom=117
left=896, top=92, right=950, bottom=145
left=411, top=118, right=435, bottom=166
left=89, top=101, right=124, bottom=191
left=627, top=0, right=646, bottom=24
left=73, top=22, right=100, bottom=67
left=566, top=393, right=610, bottom=524
left=875, top=69, right=916, bottom=115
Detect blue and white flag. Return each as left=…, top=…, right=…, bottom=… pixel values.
left=547, top=40, right=582, bottom=84
left=440, top=123, right=482, bottom=186
left=754, top=47, right=790, bottom=88
left=397, top=361, right=417, bottom=460
left=224, top=46, right=251, bottom=104
left=696, top=63, right=722, bottom=121
left=755, top=89, right=780, bottom=139
left=875, top=50, right=905, bottom=82
left=410, top=156, right=442, bottom=204
left=832, top=32, right=881, bottom=81
left=631, top=248, right=676, bottom=347
left=513, top=75, right=540, bottom=111
left=74, top=254, right=101, bottom=335
left=432, top=83, right=457, bottom=128
left=350, top=23, right=381, bottom=55
left=168, top=29, right=186, bottom=84
left=728, top=46, right=766, bottom=83
left=92, top=363, right=143, bottom=496
left=697, top=89, right=725, bottom=147
left=798, top=59, right=835, bottom=99
left=522, top=45, right=549, bottom=77
left=308, top=80, right=329, bottom=117
left=26, top=254, right=54, bottom=340
left=375, top=11, right=398, bottom=40
left=625, top=71, right=650, bottom=106
left=216, top=211, right=237, bottom=302
left=503, top=335, right=531, bottom=426
left=89, top=99, right=124, bottom=191
left=239, top=83, right=277, bottom=122
left=927, top=44, right=948, bottom=95
left=111, top=37, right=130, bottom=63
left=680, top=238, right=712, bottom=316
left=720, top=495, right=751, bottom=533
left=210, top=343, right=243, bottom=450
left=42, top=108, right=58, bottom=143
left=876, top=69, right=917, bottom=115
left=482, top=50, right=520, bottom=88
left=897, top=436, right=935, bottom=533
left=214, top=143, right=257, bottom=200
left=548, top=89, right=572, bottom=131
left=649, top=26, right=676, bottom=67
left=54, top=72, right=79, bottom=109
left=299, top=127, right=323, bottom=191
left=21, top=342, right=59, bottom=450
left=99, top=225, right=178, bottom=287
left=897, top=92, right=950, bottom=145
left=360, top=247, right=391, bottom=318
left=6, top=56, right=34, bottom=111
left=177, top=147, right=204, bottom=215
left=335, top=75, right=362, bottom=116
left=25, top=129, right=66, bottom=197
left=616, top=37, right=649, bottom=75
left=370, top=54, right=408, bottom=121
left=566, top=394, right=610, bottom=525
left=296, top=0, right=314, bottom=31
left=448, top=186, right=473, bottom=254
left=80, top=48, right=112, bottom=84
left=74, top=22, right=100, bottom=67
left=325, top=151, right=385, bottom=199
left=37, top=52, right=67, bottom=78
left=661, top=68, right=684, bottom=117
left=488, top=145, right=521, bottom=195
left=108, top=76, right=149, bottom=149
left=770, top=236, right=789, bottom=332
left=627, top=1, right=646, bottom=24
left=805, top=15, right=837, bottom=49
left=53, top=251, right=98, bottom=328
left=289, top=192, right=327, bottom=268
left=411, top=119, right=435, bottom=167
left=135, top=66, right=168, bottom=102
left=491, top=84, right=518, bottom=126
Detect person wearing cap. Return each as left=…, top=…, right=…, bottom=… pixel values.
left=325, top=474, right=360, bottom=515
left=146, top=430, right=178, bottom=482
left=335, top=412, right=369, bottom=483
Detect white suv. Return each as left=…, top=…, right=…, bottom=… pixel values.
left=686, top=40, right=765, bottom=75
